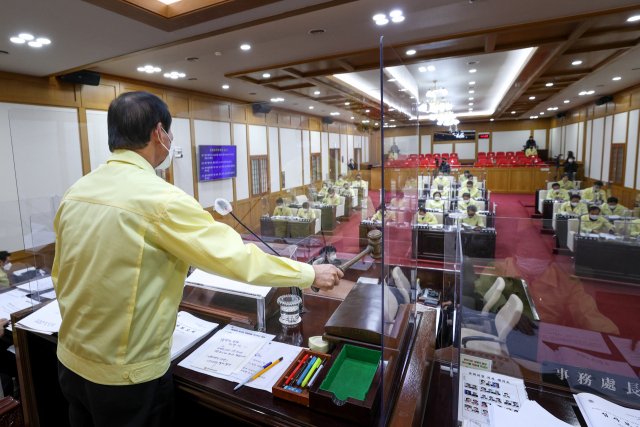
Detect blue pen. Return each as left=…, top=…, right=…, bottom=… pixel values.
left=297, top=356, right=316, bottom=386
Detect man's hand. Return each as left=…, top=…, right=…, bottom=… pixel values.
left=0, top=319, right=8, bottom=339
left=311, top=264, right=343, bottom=291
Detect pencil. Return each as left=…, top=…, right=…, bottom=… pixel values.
left=233, top=357, right=283, bottom=391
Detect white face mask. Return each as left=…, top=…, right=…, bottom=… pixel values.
left=438, top=175, right=443, bottom=179
left=568, top=159, right=574, bottom=163
left=554, top=189, right=560, bottom=193
left=3, top=263, right=11, bottom=271
left=467, top=187, right=473, bottom=191
left=571, top=202, right=578, bottom=207
left=594, top=187, right=600, bottom=192
left=304, top=209, right=308, bottom=213
left=435, top=197, right=441, bottom=201
left=156, top=127, right=174, bottom=170
left=419, top=215, right=425, bottom=219
left=608, top=205, right=617, bottom=210
left=463, top=199, right=469, bottom=203
left=278, top=204, right=283, bottom=209
left=590, top=215, right=599, bottom=220
left=328, top=254, right=337, bottom=261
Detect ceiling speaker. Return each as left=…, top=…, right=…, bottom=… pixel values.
left=59, top=70, right=101, bottom=86
left=252, top=103, right=272, bottom=115
left=555, top=112, right=566, bottom=119
left=594, top=96, right=613, bottom=106
left=322, top=117, right=334, bottom=124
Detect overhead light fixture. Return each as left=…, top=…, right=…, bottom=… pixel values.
left=163, top=71, right=186, bottom=79
left=271, top=98, right=285, bottom=102
left=28, top=41, right=42, bottom=47
left=627, top=15, right=640, bottom=22
left=240, top=44, right=251, bottom=50
left=552, top=107, right=558, bottom=110
left=222, top=85, right=229, bottom=89
left=365, top=109, right=370, bottom=112
left=469, top=108, right=473, bottom=111
left=469, top=90, right=474, bottom=93
left=362, top=120, right=370, bottom=123
left=11, top=34, right=51, bottom=47
left=330, top=112, right=340, bottom=115
left=469, top=97, right=474, bottom=100
left=263, top=73, right=271, bottom=78
left=529, top=96, right=536, bottom=99
left=389, top=108, right=395, bottom=111
left=10, top=37, right=25, bottom=44
left=546, top=83, right=554, bottom=87
left=376, top=18, right=389, bottom=25
left=138, top=65, right=162, bottom=73
left=469, top=69, right=477, bottom=73
left=388, top=79, right=396, bottom=82
left=579, top=90, right=595, bottom=95
left=469, top=81, right=475, bottom=85
left=314, top=91, right=320, bottom=95
left=572, top=60, right=583, bottom=65
left=511, top=111, right=516, bottom=114
left=419, top=67, right=427, bottom=72
left=392, top=16, right=404, bottom=23
left=390, top=119, right=395, bottom=122
left=469, top=103, right=473, bottom=105
left=490, top=119, right=494, bottom=121
left=373, top=14, right=388, bottom=25
left=345, top=102, right=350, bottom=105
left=36, top=38, right=51, bottom=45
left=390, top=10, right=402, bottom=17
left=157, top=0, right=181, bottom=4
left=540, top=112, right=545, bottom=115
left=406, top=50, right=416, bottom=55
left=547, top=107, right=553, bottom=110
left=564, top=100, right=570, bottom=103
left=375, top=122, right=379, bottom=125
left=309, top=106, right=314, bottom=109
left=18, top=33, right=34, bottom=41
left=351, top=116, right=355, bottom=119
left=612, top=76, right=622, bottom=81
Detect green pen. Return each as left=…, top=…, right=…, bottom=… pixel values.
left=301, top=357, right=323, bottom=388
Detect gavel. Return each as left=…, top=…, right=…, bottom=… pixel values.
left=310, top=230, right=382, bottom=292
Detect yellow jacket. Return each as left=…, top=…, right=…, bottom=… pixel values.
left=430, top=188, right=450, bottom=198
left=559, top=180, right=574, bottom=191
left=417, top=213, right=438, bottom=225
left=0, top=270, right=9, bottom=287
left=458, top=199, right=477, bottom=212
left=351, top=179, right=367, bottom=188
left=52, top=150, right=314, bottom=386
left=318, top=187, right=329, bottom=195
left=461, top=215, right=485, bottom=228
left=322, top=195, right=341, bottom=206
left=372, top=211, right=395, bottom=222
left=546, top=188, right=570, bottom=201
left=273, top=206, right=293, bottom=217
left=463, top=187, right=481, bottom=199
left=427, top=199, right=445, bottom=210
left=335, top=180, right=346, bottom=187
left=630, top=219, right=640, bottom=238
left=297, top=208, right=316, bottom=220
left=405, top=179, right=418, bottom=188
left=559, top=201, right=587, bottom=215
left=582, top=187, right=607, bottom=202
left=525, top=147, right=538, bottom=157
left=432, top=176, right=450, bottom=188
left=579, top=215, right=614, bottom=233
left=601, top=204, right=628, bottom=216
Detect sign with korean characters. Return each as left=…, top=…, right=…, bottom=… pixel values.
left=461, top=354, right=493, bottom=372
left=199, top=145, right=237, bottom=181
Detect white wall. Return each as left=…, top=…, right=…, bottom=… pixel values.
left=456, top=142, right=476, bottom=159
left=321, top=132, right=329, bottom=180
left=248, top=125, right=268, bottom=156
left=310, top=131, right=321, bottom=153
left=492, top=130, right=530, bottom=153
left=613, top=112, right=628, bottom=144
left=421, top=135, right=432, bottom=154
left=340, top=134, right=347, bottom=173
left=268, top=127, right=280, bottom=192
left=171, top=118, right=194, bottom=198
left=233, top=123, right=249, bottom=201
left=363, top=136, right=369, bottom=163
left=280, top=128, right=302, bottom=190
left=565, top=123, right=578, bottom=159
left=577, top=122, right=584, bottom=162
left=533, top=129, right=547, bottom=149
left=302, top=130, right=311, bottom=185
left=395, top=135, right=419, bottom=155
left=432, top=143, right=453, bottom=154
left=584, top=120, right=592, bottom=179
left=550, top=127, right=562, bottom=157
left=347, top=135, right=354, bottom=165
left=195, top=120, right=234, bottom=208
left=602, top=115, right=613, bottom=182
left=626, top=109, right=639, bottom=189
left=86, top=110, right=111, bottom=171
left=590, top=117, right=605, bottom=180
left=477, top=137, right=489, bottom=154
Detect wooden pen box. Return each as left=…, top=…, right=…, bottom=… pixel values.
left=272, top=349, right=330, bottom=407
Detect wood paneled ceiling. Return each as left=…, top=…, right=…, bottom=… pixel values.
left=224, top=8, right=640, bottom=124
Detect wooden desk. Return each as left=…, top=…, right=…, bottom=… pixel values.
left=555, top=214, right=574, bottom=249
left=319, top=205, right=337, bottom=232
left=411, top=228, right=497, bottom=262
left=542, top=200, right=556, bottom=229
left=260, top=218, right=316, bottom=239
left=574, top=236, right=640, bottom=285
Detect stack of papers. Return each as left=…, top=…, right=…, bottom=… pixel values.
left=490, top=400, right=572, bottom=427
left=170, top=312, right=219, bottom=361
left=185, top=269, right=272, bottom=298
left=575, top=393, right=640, bottom=427
left=0, top=290, right=35, bottom=322
left=15, top=300, right=62, bottom=335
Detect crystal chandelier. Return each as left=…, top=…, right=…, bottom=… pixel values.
left=425, top=81, right=448, bottom=99
left=449, top=125, right=465, bottom=138
left=427, top=111, right=459, bottom=127
left=420, top=80, right=458, bottom=126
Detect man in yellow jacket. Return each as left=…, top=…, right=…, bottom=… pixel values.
left=52, top=92, right=342, bottom=426
left=546, top=183, right=570, bottom=202
left=580, top=206, right=614, bottom=234
left=559, top=174, right=575, bottom=191
left=416, top=207, right=438, bottom=225
left=273, top=198, right=293, bottom=216
left=322, top=188, right=341, bottom=205
left=630, top=218, right=640, bottom=238
left=461, top=205, right=485, bottom=229
left=582, top=180, right=607, bottom=203
left=297, top=202, right=316, bottom=219
left=464, top=181, right=482, bottom=199
left=458, top=193, right=477, bottom=212
left=560, top=195, right=587, bottom=215
left=600, top=197, right=629, bottom=216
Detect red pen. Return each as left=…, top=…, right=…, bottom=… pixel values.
left=284, top=354, right=309, bottom=386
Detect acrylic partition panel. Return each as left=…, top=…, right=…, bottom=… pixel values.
left=454, top=215, right=640, bottom=427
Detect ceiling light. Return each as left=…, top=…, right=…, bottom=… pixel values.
left=469, top=97, right=474, bottom=100
left=28, top=42, right=42, bottom=47
left=157, top=0, right=181, bottom=4
left=344, top=102, right=350, bottom=105
left=330, top=112, right=340, bottom=115
left=564, top=100, right=570, bottom=103
left=375, top=122, right=379, bottom=125
left=392, top=16, right=405, bottom=22
left=419, top=67, right=427, bottom=72
left=612, top=76, right=622, bottom=81
left=553, top=107, right=558, bottom=110
left=627, top=15, right=640, bottom=22
left=406, top=50, right=416, bottom=55
left=390, top=119, right=395, bottom=122
left=389, top=108, right=395, bottom=111
left=427, top=66, right=435, bottom=71
left=240, top=44, right=251, bottom=50
left=540, top=112, right=545, bottom=115
left=545, top=83, right=553, bottom=87
left=469, top=103, right=473, bottom=105
left=222, top=85, right=229, bottom=89
left=547, top=107, right=553, bottom=110
left=10, top=37, right=25, bottom=44
left=362, top=120, right=370, bottom=123
left=36, top=38, right=50, bottom=45
left=469, top=108, right=473, bottom=111
left=19, top=34, right=34, bottom=41
left=410, top=96, right=415, bottom=99
left=490, top=119, right=494, bottom=121
left=388, top=79, right=396, bottom=82
left=263, top=73, right=271, bottom=78
left=314, top=91, right=320, bottom=95
left=469, top=81, right=475, bottom=85
left=511, top=111, right=516, bottom=114
left=376, top=18, right=389, bottom=25
left=139, top=65, right=161, bottom=73
left=587, top=90, right=595, bottom=94
left=271, top=98, right=285, bottom=102
left=572, top=60, right=583, bottom=65
left=351, top=116, right=355, bottom=119
left=469, top=69, right=477, bottom=73
left=373, top=13, right=386, bottom=20
left=469, top=90, right=475, bottom=93
left=529, top=96, right=536, bottom=99
left=309, top=106, right=314, bottom=109
left=390, top=10, right=402, bottom=17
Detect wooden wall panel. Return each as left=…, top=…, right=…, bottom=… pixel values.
left=80, top=82, right=117, bottom=110
left=232, top=105, right=247, bottom=123
left=486, top=169, right=510, bottom=193
left=167, top=94, right=190, bottom=118
left=509, top=169, right=534, bottom=193
left=291, top=115, right=302, bottom=129
left=192, top=99, right=230, bottom=121
left=278, top=114, right=291, bottom=127
left=0, top=72, right=79, bottom=107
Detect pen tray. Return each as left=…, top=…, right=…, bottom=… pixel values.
left=272, top=349, right=330, bottom=407
left=309, top=342, right=382, bottom=426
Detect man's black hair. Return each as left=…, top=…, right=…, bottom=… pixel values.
left=594, top=181, right=604, bottom=186
left=419, top=207, right=427, bottom=213
left=302, top=202, right=309, bottom=209
left=0, top=251, right=9, bottom=262
left=466, top=181, right=474, bottom=186
left=589, top=205, right=601, bottom=212
left=433, top=191, right=441, bottom=197
left=108, top=91, right=172, bottom=152
left=276, top=198, right=284, bottom=204
left=462, top=193, right=471, bottom=198
left=467, top=205, right=478, bottom=212
left=552, top=182, right=560, bottom=188
left=607, top=197, right=618, bottom=203
left=570, top=194, right=581, bottom=201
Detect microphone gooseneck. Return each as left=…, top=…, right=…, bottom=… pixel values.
left=228, top=211, right=281, bottom=257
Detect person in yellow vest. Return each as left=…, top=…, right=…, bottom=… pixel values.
left=560, top=194, right=587, bottom=215
left=352, top=173, right=367, bottom=189
left=340, top=182, right=352, bottom=198
left=371, top=204, right=395, bottom=222
left=464, top=181, right=482, bottom=199
left=335, top=174, right=346, bottom=187
left=428, top=192, right=445, bottom=210
left=297, top=202, right=316, bottom=220
left=546, top=183, right=570, bottom=202
left=582, top=180, right=607, bottom=203
left=461, top=205, right=485, bottom=229
left=390, top=191, right=410, bottom=208
left=525, top=146, right=538, bottom=157
left=318, top=182, right=329, bottom=196
left=459, top=171, right=477, bottom=185
left=405, top=176, right=418, bottom=188
left=601, top=197, right=629, bottom=216
left=580, top=206, right=614, bottom=234
left=0, top=251, right=11, bottom=287
left=430, top=184, right=449, bottom=199
left=416, top=207, right=438, bottom=225
left=630, top=218, right=640, bottom=238
left=559, top=174, right=575, bottom=191
left=458, top=193, right=477, bottom=212
left=273, top=198, right=293, bottom=217
left=433, top=172, right=450, bottom=188
left=322, top=189, right=341, bottom=206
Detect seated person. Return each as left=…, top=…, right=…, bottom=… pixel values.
left=340, top=183, right=352, bottom=197
left=322, top=189, right=341, bottom=205
left=580, top=206, right=614, bottom=234
left=601, top=197, right=628, bottom=216
left=318, top=182, right=329, bottom=196
left=525, top=146, right=538, bottom=157
left=560, top=194, right=587, bottom=215
left=546, top=182, right=570, bottom=201
left=467, top=174, right=479, bottom=187
left=559, top=173, right=575, bottom=191
left=335, top=174, right=346, bottom=187
left=630, top=218, right=640, bottom=238
left=582, top=180, right=607, bottom=203
left=0, top=251, right=11, bottom=287
left=461, top=205, right=485, bottom=229
left=312, top=245, right=341, bottom=267
left=371, top=204, right=396, bottom=222
left=273, top=198, right=292, bottom=217
left=459, top=171, right=478, bottom=184
left=352, top=173, right=367, bottom=188
left=430, top=184, right=449, bottom=199
left=390, top=191, right=410, bottom=208
left=297, top=202, right=316, bottom=220
left=464, top=181, right=481, bottom=199
left=427, top=192, right=445, bottom=210
left=433, top=172, right=450, bottom=188
left=458, top=193, right=477, bottom=212
left=416, top=207, right=438, bottom=225
left=405, top=176, right=418, bottom=188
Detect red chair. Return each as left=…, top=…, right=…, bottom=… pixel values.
left=528, top=155, right=538, bottom=160
left=497, top=159, right=509, bottom=166
left=506, top=151, right=515, bottom=157
left=450, top=153, right=458, bottom=159
left=473, top=163, right=485, bottom=168
left=433, top=153, right=441, bottom=158
left=487, top=152, right=496, bottom=158
left=477, top=152, right=486, bottom=157
left=496, top=151, right=505, bottom=157
left=409, top=154, right=418, bottom=159
left=508, top=159, right=519, bottom=166
left=516, top=151, right=526, bottom=157
left=520, top=159, right=533, bottom=167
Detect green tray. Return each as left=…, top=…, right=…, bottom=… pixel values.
left=319, top=344, right=381, bottom=402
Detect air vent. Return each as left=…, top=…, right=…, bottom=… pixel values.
left=309, top=29, right=326, bottom=35
left=186, top=57, right=199, bottom=61
left=188, top=78, right=197, bottom=81
left=467, top=61, right=478, bottom=65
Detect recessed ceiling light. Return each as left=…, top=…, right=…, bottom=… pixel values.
left=546, top=82, right=553, bottom=87
left=28, top=42, right=42, bottom=47
left=373, top=13, right=386, bottom=20
left=389, top=108, right=395, bottom=111
left=365, top=109, right=370, bottom=112
left=158, top=0, right=181, bottom=4
left=547, top=107, right=553, bottom=110
left=469, top=97, right=474, bottom=100
left=564, top=100, right=570, bottom=103
left=376, top=18, right=389, bottom=25
left=345, top=102, right=350, bottom=105
left=469, top=81, right=475, bottom=85
left=469, top=90, right=475, bottom=93
left=540, top=112, right=545, bottom=115
left=612, top=76, right=622, bottom=81
left=10, top=37, right=25, bottom=44
left=19, top=34, right=34, bottom=41
left=469, top=103, right=473, bottom=105
left=390, top=119, right=395, bottom=122
left=163, top=72, right=186, bottom=79
left=351, top=116, right=355, bottom=119
left=419, top=67, right=426, bottom=72
left=469, top=69, right=477, bottom=73
left=375, top=122, right=379, bottom=125
left=427, top=65, right=435, bottom=71
left=314, top=91, right=320, bottom=95
left=392, top=16, right=405, bottom=22
left=390, top=10, right=402, bottom=17
left=572, top=60, right=583, bottom=65
left=222, top=85, right=229, bottom=89
left=139, top=65, right=161, bottom=73
left=240, top=44, right=251, bottom=50
left=410, top=96, right=415, bottom=99
left=529, top=96, right=536, bottom=99
left=309, top=106, right=314, bottom=109
left=490, top=119, right=494, bottom=121
left=627, top=15, right=640, bottom=22
left=511, top=111, right=516, bottom=114
left=388, top=79, right=396, bottom=82
left=469, top=108, right=473, bottom=111
left=263, top=73, right=270, bottom=78
left=36, top=38, right=51, bottom=45
left=406, top=50, right=416, bottom=55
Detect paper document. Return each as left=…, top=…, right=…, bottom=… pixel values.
left=170, top=312, right=219, bottom=361
left=234, top=341, right=303, bottom=392
left=609, top=336, right=640, bottom=368
left=15, top=300, right=62, bottom=334
left=185, top=269, right=272, bottom=298
left=538, top=323, right=611, bottom=354
left=191, top=333, right=265, bottom=375
left=490, top=400, right=572, bottom=427
left=0, top=290, right=34, bottom=323
left=17, top=276, right=54, bottom=293
left=575, top=393, right=640, bottom=427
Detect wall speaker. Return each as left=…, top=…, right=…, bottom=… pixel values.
left=594, top=96, right=613, bottom=106
left=555, top=112, right=566, bottom=119
left=322, top=117, right=334, bottom=124
left=252, top=103, right=272, bottom=115
left=59, top=70, right=101, bottom=86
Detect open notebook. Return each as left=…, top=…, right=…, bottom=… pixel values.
left=575, top=393, right=640, bottom=427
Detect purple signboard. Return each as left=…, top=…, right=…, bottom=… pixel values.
left=199, top=145, right=237, bottom=181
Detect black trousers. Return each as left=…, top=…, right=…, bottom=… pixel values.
left=58, top=361, right=175, bottom=427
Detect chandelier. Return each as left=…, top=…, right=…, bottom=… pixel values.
left=419, top=80, right=458, bottom=126
left=425, top=81, right=448, bottom=98
left=449, top=125, right=466, bottom=139
left=428, top=111, right=459, bottom=127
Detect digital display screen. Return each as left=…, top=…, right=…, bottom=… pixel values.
left=199, top=145, right=237, bottom=181
left=479, top=133, right=490, bottom=139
